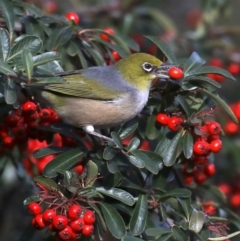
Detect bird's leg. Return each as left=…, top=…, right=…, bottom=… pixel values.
left=83, top=125, right=114, bottom=143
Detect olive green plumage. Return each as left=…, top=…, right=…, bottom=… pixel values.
left=26, top=53, right=164, bottom=129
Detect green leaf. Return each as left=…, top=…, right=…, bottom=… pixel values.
left=96, top=187, right=135, bottom=206
left=76, top=47, right=88, bottom=69
left=119, top=120, right=138, bottom=139
left=103, top=147, right=116, bottom=160
left=8, top=36, right=42, bottom=61
left=160, top=188, right=191, bottom=199
left=43, top=148, right=85, bottom=178
left=155, top=137, right=171, bottom=155
left=172, top=226, right=188, bottom=241
left=129, top=194, right=148, bottom=236
left=33, top=52, right=61, bottom=66
left=86, top=160, right=98, bottom=187
left=146, top=113, right=160, bottom=140
left=46, top=26, right=72, bottom=50
left=188, top=66, right=235, bottom=81
left=145, top=36, right=178, bottom=64
left=182, top=132, right=193, bottom=159
left=146, top=227, right=171, bottom=236
left=122, top=236, right=144, bottom=241
left=178, top=198, right=192, bottom=221
left=111, top=132, right=123, bottom=148
left=100, top=203, right=126, bottom=238
left=23, top=195, right=41, bottom=205
left=183, top=52, right=205, bottom=74
left=202, top=89, right=238, bottom=123
left=15, top=2, right=43, bottom=17
left=189, top=209, right=205, bottom=233
left=107, top=159, right=119, bottom=174
left=22, top=48, right=33, bottom=80
left=184, top=76, right=221, bottom=88
left=163, top=130, right=183, bottom=166
left=128, top=155, right=145, bottom=168
left=32, top=146, right=70, bottom=158
left=84, top=44, right=106, bottom=66
left=177, top=95, right=192, bottom=117
left=34, top=176, right=59, bottom=191
left=155, top=233, right=173, bottom=241
left=4, top=77, right=17, bottom=104
left=0, top=59, right=16, bottom=76
left=88, top=203, right=107, bottom=231
left=120, top=35, right=140, bottom=52
left=127, top=137, right=140, bottom=152
left=152, top=167, right=171, bottom=190
left=0, top=0, right=15, bottom=40
left=0, top=28, right=10, bottom=61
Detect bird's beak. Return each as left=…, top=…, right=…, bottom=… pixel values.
left=153, top=64, right=175, bottom=79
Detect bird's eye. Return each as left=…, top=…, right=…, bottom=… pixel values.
left=142, top=62, right=153, bottom=72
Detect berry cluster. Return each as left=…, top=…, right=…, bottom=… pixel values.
left=28, top=202, right=95, bottom=240
left=156, top=113, right=223, bottom=184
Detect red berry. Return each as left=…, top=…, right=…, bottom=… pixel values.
left=46, top=1, right=57, bottom=13
left=74, top=164, right=83, bottom=174
left=53, top=215, right=68, bottom=230
left=218, top=183, right=231, bottom=195
left=195, top=171, right=207, bottom=184
left=4, top=114, right=19, bottom=128
left=39, top=108, right=52, bottom=122
left=193, top=155, right=208, bottom=165
left=65, top=12, right=80, bottom=24
left=227, top=63, right=240, bottom=75
left=167, top=116, right=182, bottom=132
left=61, top=136, right=77, bottom=147
left=112, top=51, right=121, bottom=61
left=230, top=193, right=240, bottom=208
left=58, top=226, right=73, bottom=240
left=32, top=214, right=46, bottom=229
left=204, top=163, right=215, bottom=177
left=209, top=58, right=223, bottom=68
left=207, top=73, right=224, bottom=82
left=43, top=209, right=56, bottom=224
left=82, top=224, right=94, bottom=236
left=22, top=101, right=37, bottom=115
left=156, top=113, right=169, bottom=126
left=207, top=121, right=221, bottom=135
left=184, top=175, right=193, bottom=184
left=168, top=67, right=183, bottom=80
left=3, top=136, right=15, bottom=149
left=225, top=121, right=238, bottom=135
left=193, top=141, right=210, bottom=155
left=28, top=202, right=42, bottom=215
left=83, top=210, right=95, bottom=225
left=100, top=28, right=114, bottom=41
left=210, top=139, right=222, bottom=153
left=70, top=218, right=85, bottom=232
left=49, top=113, right=61, bottom=124
left=68, top=204, right=82, bottom=220
left=13, top=125, right=28, bottom=140
left=203, top=201, right=216, bottom=215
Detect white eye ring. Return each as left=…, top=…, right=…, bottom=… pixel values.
left=142, top=62, right=153, bottom=72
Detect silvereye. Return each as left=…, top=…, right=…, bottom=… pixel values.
left=24, top=53, right=168, bottom=140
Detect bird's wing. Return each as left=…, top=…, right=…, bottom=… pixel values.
left=27, top=72, right=123, bottom=100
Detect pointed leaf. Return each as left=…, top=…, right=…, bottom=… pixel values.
left=33, top=52, right=61, bottom=66
left=100, top=203, right=126, bottom=238
left=23, top=195, right=41, bottom=205
left=163, top=130, right=183, bottom=166
left=142, top=151, right=163, bottom=174
left=15, top=2, right=43, bottom=17
left=0, top=28, right=10, bottom=61
left=22, top=48, right=33, bottom=80
left=127, top=137, right=140, bottom=152
left=34, top=176, right=59, bottom=191
left=76, top=47, right=88, bottom=69
left=8, top=36, right=42, bottom=60
left=183, top=52, right=205, bottom=74
left=172, top=226, right=188, bottom=241
left=160, top=188, right=191, bottom=199
left=96, top=187, right=135, bottom=206
left=129, top=194, right=148, bottom=236
left=43, top=148, right=85, bottom=178
left=0, top=59, right=16, bottom=76
left=0, top=0, right=15, bottom=40
left=128, top=155, right=145, bottom=168
left=146, top=113, right=160, bottom=140
left=146, top=227, right=171, bottom=236
left=184, top=76, right=221, bottom=88
left=32, top=146, right=70, bottom=158
left=85, top=160, right=98, bottom=187
left=177, top=95, right=192, bottom=117
left=178, top=198, right=192, bottom=221
left=189, top=209, right=205, bottom=233
left=202, top=89, right=238, bottom=123
left=145, top=36, right=177, bottom=64
left=182, top=132, right=193, bottom=159
left=119, top=120, right=138, bottom=139
left=111, top=132, right=123, bottom=148
left=88, top=203, right=107, bottom=231
left=188, top=66, right=235, bottom=80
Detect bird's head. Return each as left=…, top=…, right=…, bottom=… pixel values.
left=115, top=53, right=168, bottom=91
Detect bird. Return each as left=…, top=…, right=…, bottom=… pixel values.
left=23, top=53, right=169, bottom=141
